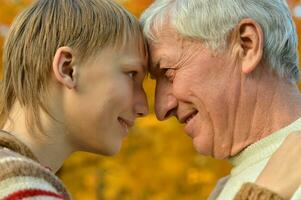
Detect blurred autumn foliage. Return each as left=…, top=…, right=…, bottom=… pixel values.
left=0, top=0, right=300, bottom=199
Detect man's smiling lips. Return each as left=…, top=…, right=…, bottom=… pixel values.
left=179, top=110, right=198, bottom=124
left=179, top=110, right=199, bottom=137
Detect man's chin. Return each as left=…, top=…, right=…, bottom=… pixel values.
left=192, top=138, right=213, bottom=157
left=213, top=153, right=231, bottom=160
left=193, top=139, right=230, bottom=160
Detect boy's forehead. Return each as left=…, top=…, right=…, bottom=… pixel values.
left=121, top=39, right=148, bottom=61
left=116, top=48, right=147, bottom=69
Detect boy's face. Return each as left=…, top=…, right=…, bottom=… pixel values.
left=64, top=42, right=148, bottom=155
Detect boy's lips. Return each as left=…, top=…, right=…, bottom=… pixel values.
left=118, top=117, right=134, bottom=134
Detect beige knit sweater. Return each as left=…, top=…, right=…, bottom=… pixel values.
left=0, top=130, right=71, bottom=199
left=209, top=118, right=301, bottom=200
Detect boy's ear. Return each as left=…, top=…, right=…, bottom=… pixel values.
left=52, top=47, right=77, bottom=89
left=233, top=18, right=263, bottom=74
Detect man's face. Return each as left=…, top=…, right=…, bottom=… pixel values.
left=149, top=29, right=242, bottom=159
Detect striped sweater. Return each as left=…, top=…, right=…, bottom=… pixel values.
left=0, top=130, right=71, bottom=199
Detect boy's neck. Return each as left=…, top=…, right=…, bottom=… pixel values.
left=2, top=101, right=73, bottom=172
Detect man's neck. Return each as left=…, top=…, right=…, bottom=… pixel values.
left=231, top=71, right=301, bottom=156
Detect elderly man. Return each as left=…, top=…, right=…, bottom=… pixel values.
left=141, top=0, right=301, bottom=199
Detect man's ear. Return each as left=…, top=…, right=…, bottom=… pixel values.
left=234, top=18, right=263, bottom=74
left=52, top=47, right=77, bottom=89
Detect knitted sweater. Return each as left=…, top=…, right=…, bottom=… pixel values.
left=209, top=118, right=301, bottom=200
left=234, top=183, right=285, bottom=200
left=0, top=130, right=71, bottom=199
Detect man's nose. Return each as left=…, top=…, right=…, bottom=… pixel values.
left=154, top=80, right=177, bottom=121
left=134, top=86, right=149, bottom=117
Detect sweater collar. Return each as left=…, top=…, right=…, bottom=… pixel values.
left=0, top=130, right=38, bottom=162
left=229, top=117, right=301, bottom=175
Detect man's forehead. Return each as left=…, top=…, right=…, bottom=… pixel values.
left=146, top=28, right=192, bottom=77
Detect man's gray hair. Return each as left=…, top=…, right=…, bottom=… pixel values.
left=141, top=0, right=299, bottom=82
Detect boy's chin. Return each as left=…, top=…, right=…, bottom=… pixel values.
left=96, top=142, right=122, bottom=156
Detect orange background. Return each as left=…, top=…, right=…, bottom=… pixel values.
left=0, top=0, right=300, bottom=199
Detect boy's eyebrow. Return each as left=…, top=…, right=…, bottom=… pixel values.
left=123, top=58, right=147, bottom=73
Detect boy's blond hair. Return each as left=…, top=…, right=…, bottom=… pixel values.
left=1, top=0, right=147, bottom=133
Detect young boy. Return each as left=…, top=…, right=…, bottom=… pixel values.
left=0, top=0, right=148, bottom=199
